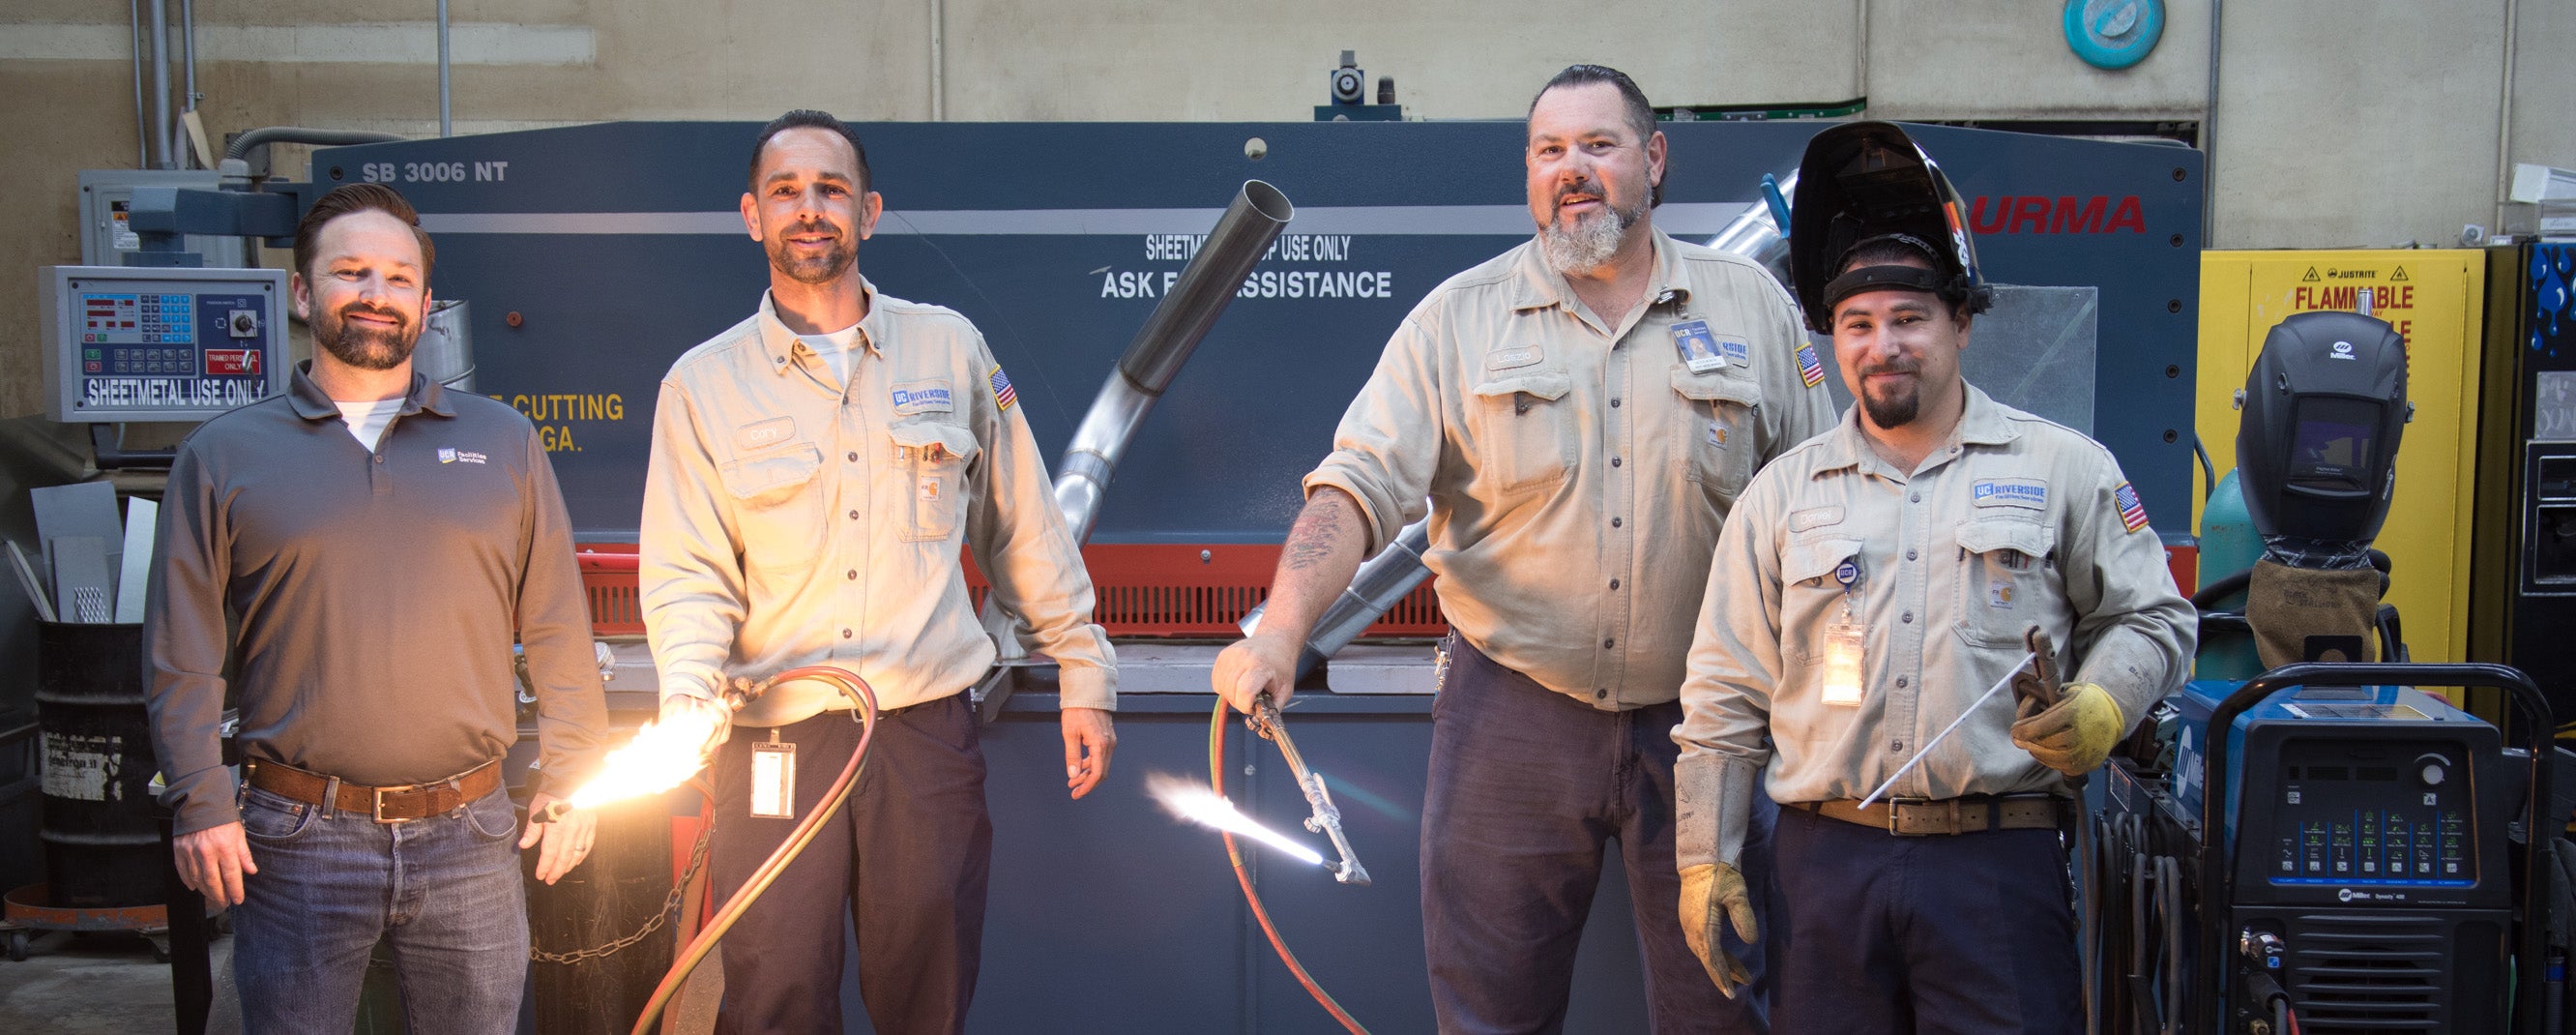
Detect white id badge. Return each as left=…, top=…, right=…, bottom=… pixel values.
left=750, top=740, right=796, bottom=819
left=1820, top=621, right=1866, bottom=706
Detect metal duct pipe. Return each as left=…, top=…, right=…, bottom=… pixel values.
left=131, top=0, right=147, bottom=168
left=1237, top=181, right=1799, bottom=678
left=438, top=0, right=453, bottom=137
left=1704, top=167, right=1796, bottom=285
left=180, top=0, right=196, bottom=165
left=223, top=126, right=408, bottom=165
left=147, top=0, right=170, bottom=168
left=1240, top=518, right=1431, bottom=680
left=1052, top=179, right=1293, bottom=544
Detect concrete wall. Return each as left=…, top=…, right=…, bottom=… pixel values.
left=3, top=0, right=2569, bottom=420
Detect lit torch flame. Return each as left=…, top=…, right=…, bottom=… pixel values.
left=564, top=718, right=717, bottom=812
left=1146, top=772, right=1325, bottom=866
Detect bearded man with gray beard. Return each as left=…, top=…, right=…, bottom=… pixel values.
left=1211, top=65, right=1833, bottom=1032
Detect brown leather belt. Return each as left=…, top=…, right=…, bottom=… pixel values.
left=244, top=757, right=503, bottom=823
left=1802, top=796, right=2065, bottom=837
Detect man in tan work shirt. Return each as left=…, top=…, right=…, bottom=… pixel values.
left=1672, top=121, right=2194, bottom=1031
left=1215, top=65, right=1833, bottom=1031
left=640, top=109, right=1117, bottom=1034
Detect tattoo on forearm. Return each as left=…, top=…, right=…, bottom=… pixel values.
left=1283, top=499, right=1349, bottom=572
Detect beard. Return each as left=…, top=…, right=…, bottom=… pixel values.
left=1859, top=363, right=1923, bottom=429
left=766, top=225, right=858, bottom=285
left=312, top=302, right=419, bottom=371
left=1537, top=184, right=1646, bottom=276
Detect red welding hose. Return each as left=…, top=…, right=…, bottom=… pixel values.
left=627, top=666, right=879, bottom=1035
left=1209, top=699, right=1371, bottom=1035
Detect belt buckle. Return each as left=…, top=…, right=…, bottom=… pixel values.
left=370, top=784, right=416, bottom=824
left=1885, top=799, right=1923, bottom=837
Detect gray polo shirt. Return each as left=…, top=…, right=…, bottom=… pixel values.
left=145, top=363, right=608, bottom=836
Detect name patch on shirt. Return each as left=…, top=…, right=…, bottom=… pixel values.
left=737, top=416, right=797, bottom=450
left=1485, top=345, right=1542, bottom=371
left=436, top=447, right=487, bottom=465
left=1972, top=479, right=2048, bottom=510
left=891, top=380, right=954, bottom=415
left=1788, top=506, right=1844, bottom=532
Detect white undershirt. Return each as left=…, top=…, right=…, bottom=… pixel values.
left=335, top=399, right=405, bottom=450
left=798, top=323, right=865, bottom=384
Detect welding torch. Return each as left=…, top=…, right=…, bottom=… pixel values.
left=532, top=675, right=771, bottom=824
left=1248, top=693, right=1371, bottom=886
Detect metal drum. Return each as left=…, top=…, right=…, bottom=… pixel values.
left=34, top=621, right=160, bottom=908
left=417, top=297, right=476, bottom=391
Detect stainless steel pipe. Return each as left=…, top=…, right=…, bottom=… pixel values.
left=1053, top=179, right=1292, bottom=545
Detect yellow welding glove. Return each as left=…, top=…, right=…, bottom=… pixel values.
left=1679, top=862, right=1759, bottom=997
left=2009, top=681, right=2124, bottom=775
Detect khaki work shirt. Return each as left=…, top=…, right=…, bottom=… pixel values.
left=1674, top=384, right=2196, bottom=812
left=642, top=286, right=1115, bottom=726
left=1306, top=230, right=1834, bottom=708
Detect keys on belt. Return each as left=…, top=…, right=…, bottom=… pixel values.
left=1806, top=795, right=2064, bottom=836
left=243, top=757, right=503, bottom=823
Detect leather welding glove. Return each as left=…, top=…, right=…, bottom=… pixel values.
left=2010, top=681, right=2124, bottom=776
left=1676, top=755, right=1760, bottom=997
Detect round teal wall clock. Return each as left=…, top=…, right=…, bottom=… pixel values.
left=2064, top=0, right=2166, bottom=70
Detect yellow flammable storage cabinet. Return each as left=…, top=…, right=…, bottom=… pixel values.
left=2197, top=251, right=2487, bottom=665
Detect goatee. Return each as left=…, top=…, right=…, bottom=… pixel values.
left=1537, top=188, right=1645, bottom=277
left=314, top=304, right=418, bottom=371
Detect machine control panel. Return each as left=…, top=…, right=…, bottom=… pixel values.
left=41, top=266, right=291, bottom=423
left=2263, top=738, right=2485, bottom=892
left=2174, top=681, right=2509, bottom=908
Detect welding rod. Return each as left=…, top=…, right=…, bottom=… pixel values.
left=1856, top=651, right=2034, bottom=810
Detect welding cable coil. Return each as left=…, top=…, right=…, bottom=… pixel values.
left=626, top=666, right=879, bottom=1035
left=1209, top=698, right=1371, bottom=1035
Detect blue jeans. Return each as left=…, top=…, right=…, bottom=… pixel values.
left=231, top=781, right=530, bottom=1035
left=1422, top=635, right=1772, bottom=1034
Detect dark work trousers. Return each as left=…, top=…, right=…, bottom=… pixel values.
left=1771, top=804, right=2081, bottom=1033
left=707, top=694, right=993, bottom=1035
left=1421, top=634, right=1774, bottom=1034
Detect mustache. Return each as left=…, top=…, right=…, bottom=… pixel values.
left=1859, top=360, right=1920, bottom=378
left=336, top=302, right=408, bottom=326
left=1553, top=182, right=1600, bottom=207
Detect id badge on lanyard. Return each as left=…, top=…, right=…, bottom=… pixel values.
left=1820, top=558, right=1866, bottom=707
left=750, top=729, right=796, bottom=819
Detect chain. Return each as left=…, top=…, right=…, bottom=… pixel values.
left=530, top=820, right=714, bottom=965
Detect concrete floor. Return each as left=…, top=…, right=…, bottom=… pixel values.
left=0, top=930, right=240, bottom=1034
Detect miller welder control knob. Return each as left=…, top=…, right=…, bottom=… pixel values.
left=2415, top=754, right=2450, bottom=788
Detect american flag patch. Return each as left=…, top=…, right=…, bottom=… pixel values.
left=2114, top=481, right=2149, bottom=533
left=988, top=365, right=1016, bottom=412
left=1795, top=344, right=1826, bottom=388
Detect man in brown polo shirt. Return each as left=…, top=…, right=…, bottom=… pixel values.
left=144, top=183, right=608, bottom=1034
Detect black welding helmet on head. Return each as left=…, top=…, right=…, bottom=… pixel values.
left=1788, top=121, right=1994, bottom=334
left=2236, top=310, right=2409, bottom=545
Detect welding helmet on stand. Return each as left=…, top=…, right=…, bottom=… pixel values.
left=1787, top=121, right=1994, bottom=334
left=2214, top=310, right=2412, bottom=667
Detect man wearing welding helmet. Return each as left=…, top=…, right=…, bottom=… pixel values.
left=1215, top=66, right=1834, bottom=1031
left=640, top=109, right=1118, bottom=1034
left=1671, top=122, right=2195, bottom=1030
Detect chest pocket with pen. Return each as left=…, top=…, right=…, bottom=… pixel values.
left=1953, top=518, right=2063, bottom=650
left=1469, top=366, right=1575, bottom=496
left=888, top=422, right=981, bottom=543
left=720, top=444, right=826, bottom=572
